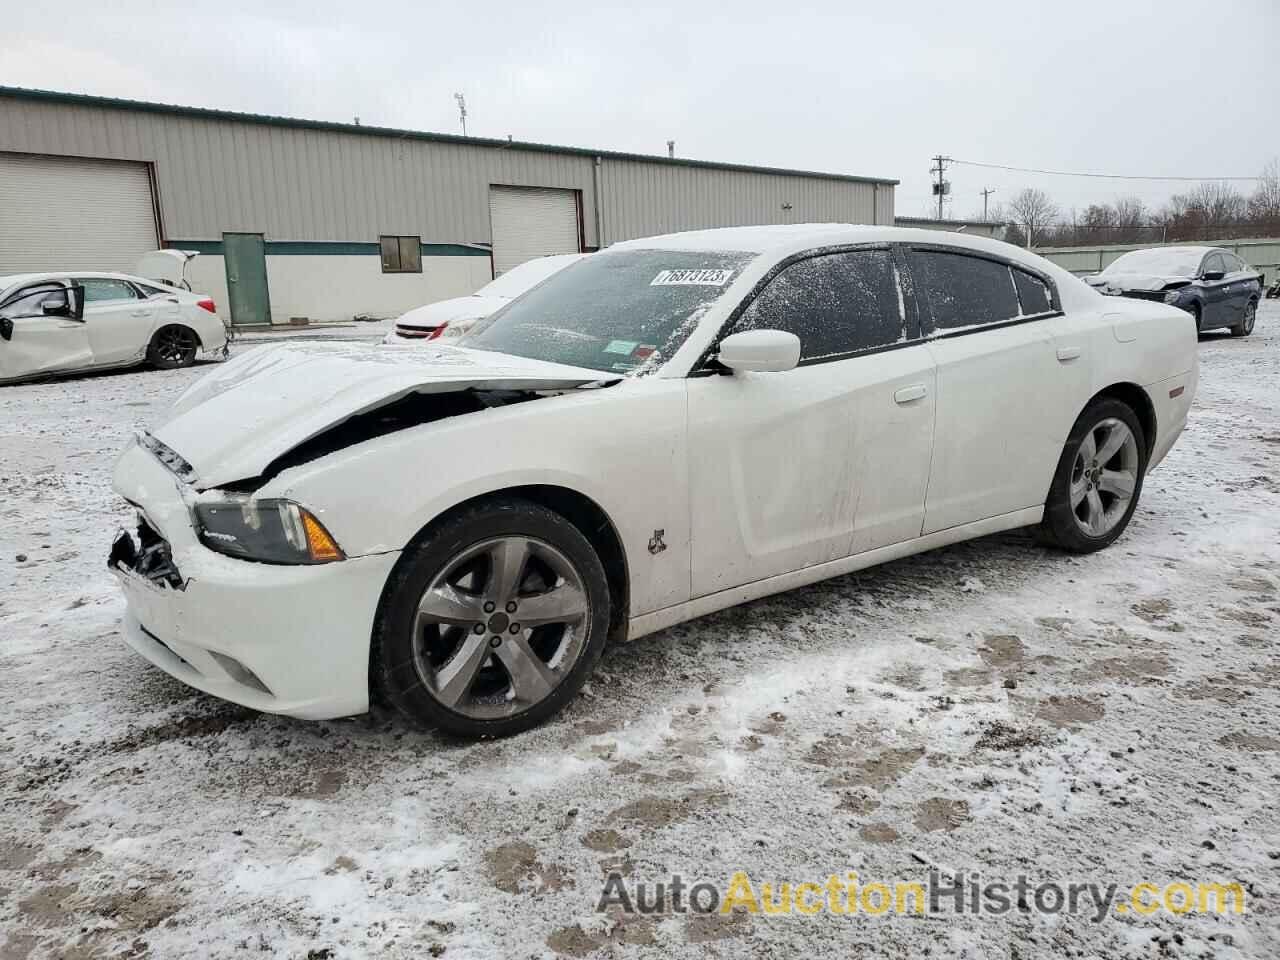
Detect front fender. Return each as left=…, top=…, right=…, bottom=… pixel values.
left=258, top=379, right=692, bottom=617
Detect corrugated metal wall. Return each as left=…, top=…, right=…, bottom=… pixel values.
left=0, top=92, right=895, bottom=249
left=598, top=158, right=890, bottom=243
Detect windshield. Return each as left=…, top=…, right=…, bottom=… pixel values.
left=462, top=249, right=754, bottom=375
left=1102, top=249, right=1205, bottom=278
left=476, top=254, right=585, bottom=299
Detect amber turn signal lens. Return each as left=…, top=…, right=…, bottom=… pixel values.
left=302, top=510, right=344, bottom=562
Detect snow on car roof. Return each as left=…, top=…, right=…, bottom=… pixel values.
left=0, top=271, right=166, bottom=290
left=608, top=223, right=1026, bottom=259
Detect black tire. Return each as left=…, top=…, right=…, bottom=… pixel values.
left=1038, top=397, right=1148, bottom=554
left=1187, top=302, right=1203, bottom=336
left=147, top=325, right=200, bottom=369
left=1230, top=299, right=1257, bottom=338
left=372, top=497, right=611, bottom=738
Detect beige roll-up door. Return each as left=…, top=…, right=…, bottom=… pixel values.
left=0, top=152, right=159, bottom=274
left=488, top=185, right=580, bottom=275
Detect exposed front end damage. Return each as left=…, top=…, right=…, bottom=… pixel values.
left=108, top=341, right=621, bottom=718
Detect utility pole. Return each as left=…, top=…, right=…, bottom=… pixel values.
left=453, top=93, right=468, bottom=136
left=980, top=187, right=995, bottom=221
left=930, top=155, right=951, bottom=220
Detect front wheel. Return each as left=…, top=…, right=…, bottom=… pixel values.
left=1038, top=398, right=1148, bottom=554
left=373, top=498, right=611, bottom=738
left=1231, top=299, right=1257, bottom=338
left=147, top=325, right=200, bottom=369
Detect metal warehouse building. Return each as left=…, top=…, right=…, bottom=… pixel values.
left=0, top=87, right=897, bottom=326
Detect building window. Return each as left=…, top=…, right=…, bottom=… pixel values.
left=380, top=235, right=422, bottom=273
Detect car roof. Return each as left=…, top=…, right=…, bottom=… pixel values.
left=608, top=223, right=1064, bottom=274
left=0, top=271, right=166, bottom=291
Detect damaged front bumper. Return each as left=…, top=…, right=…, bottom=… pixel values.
left=109, top=441, right=398, bottom=719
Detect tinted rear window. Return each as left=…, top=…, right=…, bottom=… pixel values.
left=909, top=250, right=1020, bottom=333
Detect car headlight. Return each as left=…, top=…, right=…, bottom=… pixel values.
left=194, top=496, right=344, bottom=564
left=1162, top=290, right=1182, bottom=304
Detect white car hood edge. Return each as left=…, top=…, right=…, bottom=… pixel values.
left=154, top=341, right=615, bottom=489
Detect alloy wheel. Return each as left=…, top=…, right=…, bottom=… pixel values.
left=1069, top=417, right=1140, bottom=538
left=1243, top=301, right=1256, bottom=334
left=156, top=327, right=197, bottom=363
left=411, top=536, right=590, bottom=719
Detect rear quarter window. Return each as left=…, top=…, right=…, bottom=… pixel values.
left=1012, top=268, right=1054, bottom=315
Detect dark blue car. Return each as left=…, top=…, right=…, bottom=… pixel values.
left=1085, top=246, right=1261, bottom=337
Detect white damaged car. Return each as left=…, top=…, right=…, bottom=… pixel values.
left=384, top=253, right=587, bottom=344
left=1, top=252, right=229, bottom=384
left=110, top=225, right=1197, bottom=736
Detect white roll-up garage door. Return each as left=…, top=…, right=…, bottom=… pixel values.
left=0, top=153, right=159, bottom=274
left=488, top=186, right=581, bottom=275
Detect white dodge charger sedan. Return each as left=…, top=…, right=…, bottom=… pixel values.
left=109, top=225, right=1197, bottom=737
left=0, top=271, right=229, bottom=383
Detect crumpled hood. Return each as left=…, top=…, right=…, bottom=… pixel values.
left=396, top=295, right=508, bottom=328
left=154, top=341, right=612, bottom=488
left=1087, top=272, right=1190, bottom=293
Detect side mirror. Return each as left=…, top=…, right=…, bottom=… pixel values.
left=718, top=329, right=801, bottom=373
left=1201, top=270, right=1225, bottom=282
left=38, top=285, right=85, bottom=320
left=41, top=292, right=71, bottom=317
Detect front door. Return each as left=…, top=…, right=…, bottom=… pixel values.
left=687, top=247, right=936, bottom=597
left=1197, top=252, right=1232, bottom=330
left=223, top=233, right=272, bottom=327
left=0, top=282, right=92, bottom=381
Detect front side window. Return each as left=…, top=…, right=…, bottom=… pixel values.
left=730, top=249, right=904, bottom=361
left=464, top=248, right=753, bottom=375
left=0, top=283, right=67, bottom=320
left=1201, top=253, right=1226, bottom=276
left=77, top=279, right=139, bottom=303
left=380, top=235, right=422, bottom=274
left=909, top=250, right=1020, bottom=334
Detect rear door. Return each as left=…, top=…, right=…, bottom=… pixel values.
left=75, top=278, right=158, bottom=365
left=0, top=281, right=92, bottom=380
left=687, top=247, right=936, bottom=596
left=909, top=247, right=1077, bottom=534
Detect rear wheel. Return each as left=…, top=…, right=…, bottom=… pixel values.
left=1231, top=299, right=1257, bottom=338
left=147, top=325, right=200, bottom=369
left=1038, top=398, right=1147, bottom=554
left=373, top=498, right=611, bottom=738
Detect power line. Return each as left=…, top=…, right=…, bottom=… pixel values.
left=950, top=158, right=1262, bottom=182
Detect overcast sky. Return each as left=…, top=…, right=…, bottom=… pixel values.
left=3, top=0, right=1277, bottom=219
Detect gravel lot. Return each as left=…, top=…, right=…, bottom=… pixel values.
left=2, top=304, right=1279, bottom=959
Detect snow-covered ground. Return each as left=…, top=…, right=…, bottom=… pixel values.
left=2, top=305, right=1279, bottom=959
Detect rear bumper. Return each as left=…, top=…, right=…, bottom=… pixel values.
left=111, top=442, right=399, bottom=719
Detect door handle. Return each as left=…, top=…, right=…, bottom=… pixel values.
left=1056, top=346, right=1082, bottom=362
left=894, top=384, right=928, bottom=404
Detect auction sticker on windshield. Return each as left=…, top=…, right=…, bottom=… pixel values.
left=650, top=268, right=734, bottom=286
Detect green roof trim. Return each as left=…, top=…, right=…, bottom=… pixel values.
left=168, top=240, right=491, bottom=257
left=0, top=85, right=898, bottom=187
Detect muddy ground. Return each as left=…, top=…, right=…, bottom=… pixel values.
left=2, top=305, right=1279, bottom=958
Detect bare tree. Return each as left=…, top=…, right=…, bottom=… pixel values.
left=1248, top=159, right=1280, bottom=235
left=1113, top=196, right=1147, bottom=244
left=1007, top=188, right=1060, bottom=247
